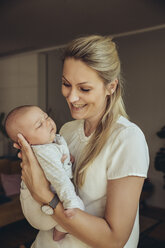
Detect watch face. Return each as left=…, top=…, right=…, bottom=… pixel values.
left=41, top=205, right=54, bottom=215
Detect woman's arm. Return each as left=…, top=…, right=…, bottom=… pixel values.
left=17, top=133, right=144, bottom=248
left=47, top=177, right=144, bottom=248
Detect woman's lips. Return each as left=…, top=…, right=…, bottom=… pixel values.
left=71, top=103, right=87, bottom=110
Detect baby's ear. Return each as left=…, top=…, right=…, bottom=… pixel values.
left=106, top=79, right=118, bottom=95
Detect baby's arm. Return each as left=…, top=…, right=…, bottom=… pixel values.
left=32, top=145, right=85, bottom=211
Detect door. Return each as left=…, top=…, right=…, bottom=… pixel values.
left=46, top=49, right=73, bottom=131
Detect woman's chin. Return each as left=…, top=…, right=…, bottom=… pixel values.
left=71, top=112, right=85, bottom=120
left=70, top=107, right=87, bottom=120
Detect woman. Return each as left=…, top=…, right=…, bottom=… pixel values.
left=16, top=35, right=149, bottom=248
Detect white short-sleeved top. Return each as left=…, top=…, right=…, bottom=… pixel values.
left=59, top=116, right=149, bottom=248
left=30, top=116, right=149, bottom=248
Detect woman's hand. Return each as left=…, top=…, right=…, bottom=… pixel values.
left=15, top=134, right=53, bottom=204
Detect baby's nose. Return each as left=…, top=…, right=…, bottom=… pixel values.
left=46, top=117, right=51, bottom=126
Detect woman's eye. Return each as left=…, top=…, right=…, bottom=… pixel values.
left=80, top=88, right=90, bottom=92
left=62, top=82, right=70, bottom=87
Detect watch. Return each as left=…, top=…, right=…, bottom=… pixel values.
left=41, top=194, right=60, bottom=215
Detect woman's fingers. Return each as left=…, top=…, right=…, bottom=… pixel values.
left=13, top=142, right=22, bottom=159
left=16, top=134, right=51, bottom=203
left=17, top=133, right=37, bottom=163
left=13, top=143, right=21, bottom=149
left=17, top=133, right=30, bottom=153
left=18, top=152, right=22, bottom=159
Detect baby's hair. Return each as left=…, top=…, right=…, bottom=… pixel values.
left=5, top=105, right=35, bottom=142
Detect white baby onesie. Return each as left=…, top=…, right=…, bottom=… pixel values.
left=32, top=134, right=84, bottom=210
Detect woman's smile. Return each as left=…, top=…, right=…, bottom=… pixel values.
left=62, top=58, right=110, bottom=125
left=71, top=103, right=87, bottom=111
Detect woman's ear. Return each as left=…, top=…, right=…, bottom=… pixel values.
left=106, top=79, right=118, bottom=95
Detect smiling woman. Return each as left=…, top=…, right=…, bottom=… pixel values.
left=62, top=58, right=114, bottom=132
left=16, top=35, right=149, bottom=248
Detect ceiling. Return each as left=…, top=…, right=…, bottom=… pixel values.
left=0, top=0, right=165, bottom=57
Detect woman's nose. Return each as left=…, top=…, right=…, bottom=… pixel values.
left=67, top=89, right=79, bottom=102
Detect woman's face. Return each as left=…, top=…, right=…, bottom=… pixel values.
left=62, top=58, right=110, bottom=124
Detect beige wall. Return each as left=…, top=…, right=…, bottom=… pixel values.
left=0, top=53, right=39, bottom=156
left=115, top=28, right=165, bottom=208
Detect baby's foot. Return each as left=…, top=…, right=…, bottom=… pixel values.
left=53, top=228, right=67, bottom=241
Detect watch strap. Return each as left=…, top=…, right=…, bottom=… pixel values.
left=49, top=194, right=60, bottom=210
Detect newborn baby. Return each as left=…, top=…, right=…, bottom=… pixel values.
left=5, top=105, right=84, bottom=241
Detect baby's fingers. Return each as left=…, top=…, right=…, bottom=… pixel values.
left=61, top=154, right=67, bottom=163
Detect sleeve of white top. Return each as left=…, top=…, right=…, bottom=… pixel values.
left=107, top=126, right=149, bottom=180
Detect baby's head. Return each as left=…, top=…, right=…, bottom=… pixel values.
left=5, top=105, right=57, bottom=145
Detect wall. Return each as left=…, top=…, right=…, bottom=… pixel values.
left=0, top=27, right=164, bottom=208
left=46, top=49, right=73, bottom=131
left=115, top=28, right=165, bottom=208
left=0, top=53, right=39, bottom=156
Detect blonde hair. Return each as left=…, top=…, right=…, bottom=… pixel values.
left=63, top=35, right=128, bottom=187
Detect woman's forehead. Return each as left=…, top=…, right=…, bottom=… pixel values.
left=63, top=59, right=103, bottom=85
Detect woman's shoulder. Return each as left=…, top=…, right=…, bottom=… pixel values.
left=112, top=116, right=146, bottom=141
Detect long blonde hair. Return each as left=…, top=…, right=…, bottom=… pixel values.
left=63, top=35, right=128, bottom=187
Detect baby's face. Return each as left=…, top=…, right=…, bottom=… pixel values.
left=17, top=107, right=56, bottom=145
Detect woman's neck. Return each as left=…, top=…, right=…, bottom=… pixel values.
left=84, top=121, right=97, bottom=137
left=84, top=114, right=102, bottom=137
left=84, top=102, right=107, bottom=137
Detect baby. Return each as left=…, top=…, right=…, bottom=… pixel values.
left=5, top=105, right=84, bottom=241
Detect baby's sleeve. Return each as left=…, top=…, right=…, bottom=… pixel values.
left=32, top=145, right=85, bottom=210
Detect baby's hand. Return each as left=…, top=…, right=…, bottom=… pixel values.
left=61, top=154, right=75, bottom=164
left=64, top=208, right=77, bottom=219
left=70, top=154, right=75, bottom=164
left=61, top=154, right=67, bottom=164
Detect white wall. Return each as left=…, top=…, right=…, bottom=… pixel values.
left=115, top=28, right=165, bottom=208
left=0, top=53, right=39, bottom=156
